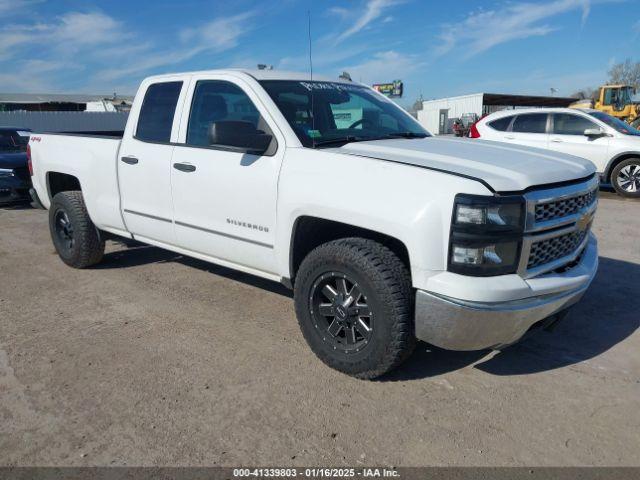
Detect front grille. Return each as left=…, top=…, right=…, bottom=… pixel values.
left=527, top=228, right=588, bottom=269
left=521, top=177, right=598, bottom=277
left=535, top=188, right=597, bottom=223
left=549, top=247, right=587, bottom=274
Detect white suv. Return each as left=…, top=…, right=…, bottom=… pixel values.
left=472, top=108, right=640, bottom=197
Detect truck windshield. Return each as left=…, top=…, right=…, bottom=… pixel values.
left=588, top=111, right=640, bottom=136
left=259, top=80, right=429, bottom=148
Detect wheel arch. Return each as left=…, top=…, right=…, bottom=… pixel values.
left=604, top=152, right=640, bottom=183
left=288, top=215, right=411, bottom=285
left=46, top=171, right=82, bottom=201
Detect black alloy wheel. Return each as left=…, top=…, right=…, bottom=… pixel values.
left=294, top=238, right=415, bottom=379
left=53, top=209, right=75, bottom=255
left=49, top=191, right=104, bottom=268
left=309, top=272, right=373, bottom=354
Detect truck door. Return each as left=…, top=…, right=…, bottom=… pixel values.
left=117, top=79, right=188, bottom=244
left=169, top=75, right=283, bottom=275
left=549, top=113, right=610, bottom=172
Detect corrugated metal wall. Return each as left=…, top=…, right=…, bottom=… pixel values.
left=0, top=111, right=128, bottom=133
left=418, top=94, right=484, bottom=134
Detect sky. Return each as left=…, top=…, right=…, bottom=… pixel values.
left=1, top=0, right=639, bottom=106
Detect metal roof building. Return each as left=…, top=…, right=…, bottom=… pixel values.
left=0, top=93, right=134, bottom=112
left=0, top=111, right=128, bottom=134
left=418, top=92, right=578, bottom=135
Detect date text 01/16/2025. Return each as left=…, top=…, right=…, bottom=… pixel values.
left=232, top=468, right=400, bottom=478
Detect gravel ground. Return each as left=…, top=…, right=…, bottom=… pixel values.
left=0, top=192, right=638, bottom=467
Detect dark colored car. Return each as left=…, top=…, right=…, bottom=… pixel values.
left=0, top=127, right=31, bottom=204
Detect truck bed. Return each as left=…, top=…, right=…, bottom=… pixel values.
left=30, top=132, right=127, bottom=234
left=40, top=130, right=124, bottom=139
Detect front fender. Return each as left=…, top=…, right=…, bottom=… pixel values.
left=275, top=148, right=492, bottom=290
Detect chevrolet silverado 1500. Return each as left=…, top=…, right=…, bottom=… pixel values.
left=29, top=69, right=599, bottom=378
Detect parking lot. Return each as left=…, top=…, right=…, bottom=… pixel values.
left=0, top=191, right=638, bottom=467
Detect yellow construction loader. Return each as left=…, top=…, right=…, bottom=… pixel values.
left=570, top=84, right=640, bottom=129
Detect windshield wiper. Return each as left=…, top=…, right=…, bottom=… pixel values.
left=384, top=132, right=429, bottom=139
left=311, top=132, right=429, bottom=148
left=312, top=136, right=362, bottom=148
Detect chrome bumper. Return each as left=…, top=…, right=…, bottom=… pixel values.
left=415, top=236, right=598, bottom=351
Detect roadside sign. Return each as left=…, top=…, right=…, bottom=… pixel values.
left=372, top=80, right=403, bottom=98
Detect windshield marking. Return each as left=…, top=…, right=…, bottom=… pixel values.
left=261, top=80, right=430, bottom=148
left=299, top=81, right=367, bottom=92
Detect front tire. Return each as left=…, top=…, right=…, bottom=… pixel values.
left=294, top=238, right=415, bottom=379
left=611, top=158, right=640, bottom=198
left=49, top=191, right=104, bottom=268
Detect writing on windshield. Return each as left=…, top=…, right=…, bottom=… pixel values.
left=260, top=80, right=429, bottom=148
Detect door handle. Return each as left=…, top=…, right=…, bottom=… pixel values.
left=173, top=162, right=196, bottom=172
left=504, top=135, right=515, bottom=140
left=550, top=138, right=563, bottom=143
left=121, top=156, right=138, bottom=165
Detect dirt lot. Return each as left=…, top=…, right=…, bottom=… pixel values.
left=0, top=192, right=638, bottom=467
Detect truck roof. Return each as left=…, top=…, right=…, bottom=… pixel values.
left=143, top=69, right=356, bottom=84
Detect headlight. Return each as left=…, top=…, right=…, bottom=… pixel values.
left=0, top=168, right=15, bottom=178
left=448, top=194, right=525, bottom=276
left=454, top=197, right=524, bottom=229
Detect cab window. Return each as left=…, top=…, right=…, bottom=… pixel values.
left=602, top=88, right=614, bottom=106
left=136, top=81, right=183, bottom=143
left=186, top=80, right=268, bottom=147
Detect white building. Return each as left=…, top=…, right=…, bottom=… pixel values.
left=417, top=92, right=577, bottom=135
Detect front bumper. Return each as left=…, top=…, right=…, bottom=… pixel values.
left=415, top=235, right=598, bottom=351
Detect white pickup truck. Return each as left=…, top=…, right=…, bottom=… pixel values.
left=28, top=69, right=599, bottom=379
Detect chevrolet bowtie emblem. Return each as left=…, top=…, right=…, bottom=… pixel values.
left=577, top=213, right=591, bottom=231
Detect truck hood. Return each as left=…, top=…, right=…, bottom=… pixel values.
left=0, top=151, right=27, bottom=169
left=329, top=137, right=595, bottom=192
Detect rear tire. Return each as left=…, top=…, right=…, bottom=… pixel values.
left=49, top=191, right=104, bottom=268
left=294, top=238, right=415, bottom=379
left=611, top=158, right=640, bottom=198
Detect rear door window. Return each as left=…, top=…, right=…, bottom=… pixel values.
left=552, top=114, right=597, bottom=135
left=488, top=116, right=513, bottom=131
left=511, top=113, right=548, bottom=134
left=136, top=81, right=183, bottom=143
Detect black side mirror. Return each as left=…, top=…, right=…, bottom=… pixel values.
left=209, top=121, right=273, bottom=155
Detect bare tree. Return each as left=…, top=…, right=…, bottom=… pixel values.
left=608, top=59, right=640, bottom=88
left=571, top=88, right=597, bottom=100
left=406, top=95, right=424, bottom=119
